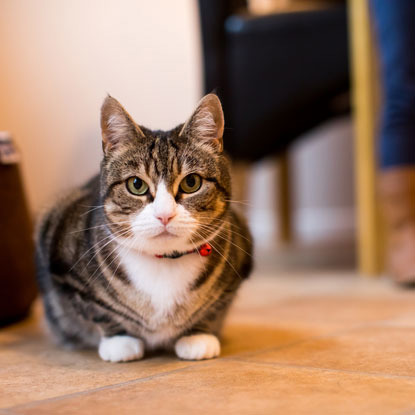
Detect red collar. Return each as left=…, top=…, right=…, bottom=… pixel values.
left=155, top=243, right=212, bottom=259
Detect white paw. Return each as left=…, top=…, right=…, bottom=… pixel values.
left=98, top=335, right=144, bottom=363
left=175, top=334, right=220, bottom=360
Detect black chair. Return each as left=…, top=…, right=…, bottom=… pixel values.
left=197, top=0, right=350, bottom=240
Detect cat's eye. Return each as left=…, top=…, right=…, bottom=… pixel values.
left=179, top=174, right=202, bottom=194
left=126, top=177, right=149, bottom=196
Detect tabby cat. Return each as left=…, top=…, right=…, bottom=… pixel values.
left=35, top=94, right=253, bottom=362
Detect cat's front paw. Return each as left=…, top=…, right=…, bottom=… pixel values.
left=98, top=335, right=144, bottom=363
left=175, top=334, right=220, bottom=360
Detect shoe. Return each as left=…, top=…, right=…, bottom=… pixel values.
left=379, top=167, right=415, bottom=286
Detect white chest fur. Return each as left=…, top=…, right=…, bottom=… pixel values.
left=119, top=247, right=206, bottom=320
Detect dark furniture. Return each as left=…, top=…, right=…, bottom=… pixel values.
left=0, top=162, right=37, bottom=327
left=198, top=0, right=350, bottom=161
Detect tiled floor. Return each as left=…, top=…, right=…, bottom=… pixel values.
left=1, top=268, right=415, bottom=414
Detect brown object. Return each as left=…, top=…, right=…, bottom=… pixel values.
left=379, top=167, right=415, bottom=286
left=247, top=0, right=344, bottom=15
left=0, top=160, right=37, bottom=326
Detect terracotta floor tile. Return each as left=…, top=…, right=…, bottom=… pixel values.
left=229, top=294, right=415, bottom=333
left=382, top=311, right=415, bottom=328
left=220, top=323, right=316, bottom=357
left=7, top=360, right=415, bottom=415
left=1, top=271, right=414, bottom=413
left=243, top=326, right=415, bottom=378
left=0, top=316, right=316, bottom=407
left=0, top=311, right=194, bottom=407
left=234, top=273, right=413, bottom=310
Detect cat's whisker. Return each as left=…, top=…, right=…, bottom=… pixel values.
left=68, top=221, right=130, bottom=234
left=196, top=221, right=249, bottom=243
left=85, top=229, right=131, bottom=287
left=68, top=228, right=124, bottom=271
left=101, top=227, right=142, bottom=294
left=80, top=205, right=105, bottom=216
left=195, top=214, right=245, bottom=231
left=195, top=214, right=237, bottom=224
left=188, top=235, right=203, bottom=261
left=73, top=227, right=131, bottom=275
left=188, top=235, right=211, bottom=279
left=197, top=225, right=253, bottom=258
left=192, top=229, right=243, bottom=281
left=190, top=220, right=226, bottom=244
left=196, top=220, right=251, bottom=243
left=104, top=233, right=133, bottom=292
left=104, top=237, right=138, bottom=294
left=224, top=199, right=252, bottom=207
left=85, top=232, right=131, bottom=278
left=129, top=224, right=165, bottom=233
left=197, top=221, right=250, bottom=243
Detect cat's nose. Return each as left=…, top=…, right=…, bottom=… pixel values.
left=156, top=213, right=176, bottom=226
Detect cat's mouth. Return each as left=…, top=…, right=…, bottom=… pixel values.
left=152, top=230, right=177, bottom=238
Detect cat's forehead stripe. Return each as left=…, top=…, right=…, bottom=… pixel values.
left=103, top=129, right=222, bottom=193
left=142, top=136, right=184, bottom=186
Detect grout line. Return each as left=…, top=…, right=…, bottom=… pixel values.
left=4, top=314, right=413, bottom=410
left=5, top=360, right=217, bottom=412
left=7, top=354, right=413, bottom=413
left=4, top=322, right=385, bottom=408
left=225, top=357, right=415, bottom=382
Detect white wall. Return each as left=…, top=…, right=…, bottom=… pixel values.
left=248, top=117, right=355, bottom=245
left=0, top=1, right=355, bottom=244
left=0, top=0, right=202, bottom=213
left=291, top=116, right=355, bottom=242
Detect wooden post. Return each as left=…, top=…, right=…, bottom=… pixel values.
left=348, top=0, right=383, bottom=275
left=277, top=152, right=292, bottom=244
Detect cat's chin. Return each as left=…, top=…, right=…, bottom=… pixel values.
left=152, top=230, right=177, bottom=239
left=118, top=234, right=196, bottom=258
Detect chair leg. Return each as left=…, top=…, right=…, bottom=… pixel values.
left=277, top=152, right=292, bottom=244
left=349, top=0, right=383, bottom=275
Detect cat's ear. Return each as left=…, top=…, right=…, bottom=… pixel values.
left=100, top=95, right=145, bottom=153
left=179, top=94, right=224, bottom=151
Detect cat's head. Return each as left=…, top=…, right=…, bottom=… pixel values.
left=99, top=94, right=231, bottom=256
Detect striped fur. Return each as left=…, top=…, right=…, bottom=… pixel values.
left=35, top=94, right=253, bottom=361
